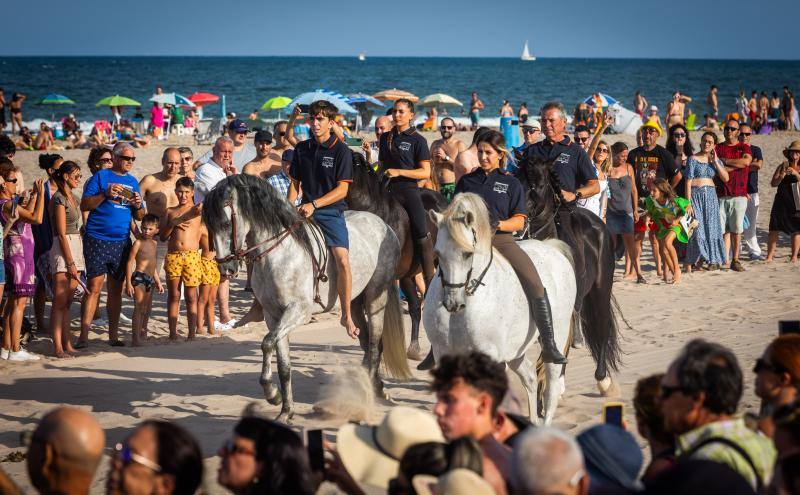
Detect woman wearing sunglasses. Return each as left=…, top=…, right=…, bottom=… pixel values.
left=107, top=420, right=202, bottom=495
left=754, top=334, right=800, bottom=437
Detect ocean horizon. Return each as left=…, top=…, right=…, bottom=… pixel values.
left=3, top=56, right=799, bottom=123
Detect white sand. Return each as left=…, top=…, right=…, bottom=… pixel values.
left=1, top=131, right=799, bottom=493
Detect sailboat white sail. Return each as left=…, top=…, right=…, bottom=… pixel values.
left=521, top=41, right=536, bottom=61
left=358, top=52, right=366, bottom=61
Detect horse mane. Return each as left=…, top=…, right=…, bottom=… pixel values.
left=518, top=156, right=560, bottom=239
left=202, top=173, right=313, bottom=257
left=440, top=192, right=493, bottom=253
left=347, top=152, right=405, bottom=232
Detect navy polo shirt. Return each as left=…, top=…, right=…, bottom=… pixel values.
left=520, top=136, right=596, bottom=192
left=378, top=127, right=431, bottom=184
left=289, top=135, right=353, bottom=211
left=456, top=168, right=527, bottom=227
left=748, top=145, right=762, bottom=194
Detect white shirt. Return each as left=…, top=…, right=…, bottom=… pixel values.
left=197, top=143, right=256, bottom=171
left=194, top=159, right=228, bottom=203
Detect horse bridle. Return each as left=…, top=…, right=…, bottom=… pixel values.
left=438, top=227, right=494, bottom=296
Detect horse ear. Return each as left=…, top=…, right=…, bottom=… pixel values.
left=429, top=210, right=443, bottom=225
left=464, top=211, right=475, bottom=226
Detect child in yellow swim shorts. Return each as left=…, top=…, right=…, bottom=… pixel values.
left=197, top=224, right=220, bottom=336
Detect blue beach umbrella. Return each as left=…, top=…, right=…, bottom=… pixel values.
left=289, top=89, right=358, bottom=114
left=150, top=93, right=196, bottom=107
left=583, top=93, right=618, bottom=108
left=39, top=93, right=75, bottom=105
left=346, top=93, right=385, bottom=107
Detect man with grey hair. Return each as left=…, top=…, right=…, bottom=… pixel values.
left=512, top=427, right=589, bottom=495
left=194, top=136, right=237, bottom=330
left=80, top=142, right=145, bottom=347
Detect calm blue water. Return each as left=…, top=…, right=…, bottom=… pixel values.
left=2, top=56, right=800, bottom=123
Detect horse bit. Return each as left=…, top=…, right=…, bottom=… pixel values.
left=438, top=226, right=494, bottom=296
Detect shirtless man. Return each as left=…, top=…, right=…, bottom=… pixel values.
left=748, top=91, right=758, bottom=123
left=178, top=147, right=195, bottom=179
left=160, top=177, right=203, bottom=340
left=469, top=92, right=484, bottom=131
left=139, top=147, right=181, bottom=277
left=706, top=85, right=718, bottom=118
left=242, top=130, right=282, bottom=178
left=454, top=127, right=492, bottom=182
left=665, top=91, right=692, bottom=128
left=430, top=117, right=467, bottom=202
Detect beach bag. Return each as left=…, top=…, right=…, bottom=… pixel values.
left=679, top=213, right=700, bottom=239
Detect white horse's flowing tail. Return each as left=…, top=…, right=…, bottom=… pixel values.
left=382, top=284, right=412, bottom=379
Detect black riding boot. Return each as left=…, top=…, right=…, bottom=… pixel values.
left=532, top=290, right=568, bottom=364
left=413, top=234, right=437, bottom=287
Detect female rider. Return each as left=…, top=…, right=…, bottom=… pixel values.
left=378, top=99, right=436, bottom=285
left=454, top=130, right=567, bottom=364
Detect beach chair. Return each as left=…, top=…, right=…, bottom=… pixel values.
left=194, top=118, right=221, bottom=145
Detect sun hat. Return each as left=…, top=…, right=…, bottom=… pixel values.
left=336, top=406, right=444, bottom=489
left=577, top=424, right=643, bottom=493
left=412, top=469, right=495, bottom=495
left=640, top=120, right=663, bottom=137
left=228, top=119, right=248, bottom=134
left=649, top=105, right=658, bottom=112
left=783, top=139, right=800, bottom=158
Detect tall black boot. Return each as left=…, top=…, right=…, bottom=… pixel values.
left=532, top=290, right=568, bottom=364
left=413, top=234, right=436, bottom=287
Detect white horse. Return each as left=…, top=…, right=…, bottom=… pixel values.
left=203, top=174, right=410, bottom=422
left=424, top=193, right=576, bottom=425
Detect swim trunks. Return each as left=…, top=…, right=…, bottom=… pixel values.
left=470, top=110, right=480, bottom=125
left=312, top=209, right=349, bottom=249
left=131, top=271, right=155, bottom=292
left=84, top=234, right=131, bottom=281
left=440, top=183, right=456, bottom=203
left=201, top=258, right=220, bottom=286
left=164, top=250, right=202, bottom=287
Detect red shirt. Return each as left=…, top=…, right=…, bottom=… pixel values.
left=715, top=142, right=751, bottom=197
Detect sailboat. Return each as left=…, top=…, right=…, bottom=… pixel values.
left=521, top=40, right=536, bottom=61
left=358, top=52, right=366, bottom=61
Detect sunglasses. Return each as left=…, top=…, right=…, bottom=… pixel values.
left=115, top=443, right=162, bottom=472
left=754, top=358, right=783, bottom=374
left=672, top=132, right=686, bottom=138
left=739, top=132, right=752, bottom=137
left=575, top=137, right=589, bottom=143
left=221, top=439, right=256, bottom=457
left=440, top=126, right=454, bottom=130
left=4, top=178, right=18, bottom=184
left=276, top=132, right=286, bottom=137
left=597, top=148, right=609, bottom=154
left=119, top=156, right=136, bottom=163
left=724, top=126, right=739, bottom=132
left=659, top=384, right=685, bottom=399
left=524, top=128, right=540, bottom=134
left=98, top=158, right=113, bottom=164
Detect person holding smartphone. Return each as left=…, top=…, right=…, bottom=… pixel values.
left=684, top=131, right=729, bottom=272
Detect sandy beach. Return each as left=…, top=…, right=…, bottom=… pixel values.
left=1, top=129, right=799, bottom=493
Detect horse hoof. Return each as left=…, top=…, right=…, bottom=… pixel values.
left=597, top=376, right=621, bottom=397
left=265, top=390, right=283, bottom=406
left=406, top=342, right=424, bottom=361
left=275, top=411, right=294, bottom=424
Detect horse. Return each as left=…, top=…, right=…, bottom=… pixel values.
left=346, top=153, right=448, bottom=360
left=520, top=156, right=622, bottom=395
left=202, top=174, right=410, bottom=422
left=423, top=193, right=576, bottom=425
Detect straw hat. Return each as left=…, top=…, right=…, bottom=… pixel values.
left=783, top=139, right=800, bottom=158
left=412, top=469, right=495, bottom=495
left=337, top=406, right=445, bottom=489
left=640, top=120, right=663, bottom=137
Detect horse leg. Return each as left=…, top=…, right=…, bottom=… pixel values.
left=274, top=335, right=295, bottom=423
left=541, top=362, right=564, bottom=425
left=400, top=276, right=424, bottom=361
left=509, top=355, right=540, bottom=426
left=363, top=288, right=388, bottom=400
left=259, top=305, right=304, bottom=417
left=352, top=295, right=370, bottom=367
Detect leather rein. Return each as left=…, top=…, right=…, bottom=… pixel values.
left=438, top=227, right=493, bottom=296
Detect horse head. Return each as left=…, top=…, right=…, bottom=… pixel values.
left=201, top=180, right=246, bottom=278
left=429, top=193, right=493, bottom=313
left=519, top=156, right=559, bottom=239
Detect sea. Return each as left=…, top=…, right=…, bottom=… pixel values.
left=2, top=56, right=800, bottom=125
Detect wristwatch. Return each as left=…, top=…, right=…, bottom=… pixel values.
left=445, top=155, right=451, bottom=162
left=575, top=191, right=583, bottom=200
left=311, top=200, right=318, bottom=210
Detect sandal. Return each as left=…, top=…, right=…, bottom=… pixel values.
left=74, top=340, right=89, bottom=349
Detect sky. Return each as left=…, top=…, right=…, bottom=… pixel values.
left=4, top=0, right=799, bottom=59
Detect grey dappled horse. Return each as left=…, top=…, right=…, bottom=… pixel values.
left=203, top=174, right=410, bottom=422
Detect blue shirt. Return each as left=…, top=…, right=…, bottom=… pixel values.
left=520, top=137, right=596, bottom=192
left=290, top=135, right=353, bottom=211
left=83, top=168, right=141, bottom=241
left=378, top=127, right=431, bottom=185
left=456, top=168, right=527, bottom=228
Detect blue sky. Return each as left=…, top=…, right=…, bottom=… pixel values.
left=4, top=0, right=799, bottom=59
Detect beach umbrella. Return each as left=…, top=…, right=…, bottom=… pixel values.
left=188, top=92, right=220, bottom=105
left=289, top=89, right=357, bottom=114
left=583, top=93, right=618, bottom=107
left=260, top=96, right=292, bottom=111
left=419, top=93, right=463, bottom=107
left=38, top=93, right=75, bottom=105
left=346, top=93, right=385, bottom=107
left=96, top=95, right=141, bottom=107
left=150, top=93, right=195, bottom=107
left=372, top=88, right=419, bottom=103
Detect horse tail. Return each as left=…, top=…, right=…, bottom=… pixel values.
left=381, top=284, right=412, bottom=380
left=581, top=276, right=623, bottom=381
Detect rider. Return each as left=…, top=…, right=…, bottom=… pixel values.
left=456, top=130, right=567, bottom=364
left=378, top=99, right=436, bottom=286
left=287, top=100, right=359, bottom=339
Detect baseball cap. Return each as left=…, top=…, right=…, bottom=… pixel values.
left=522, top=119, right=541, bottom=131
left=254, top=130, right=273, bottom=143
left=281, top=149, right=295, bottom=163
left=228, top=119, right=248, bottom=134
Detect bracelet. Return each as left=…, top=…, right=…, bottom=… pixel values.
left=311, top=200, right=318, bottom=210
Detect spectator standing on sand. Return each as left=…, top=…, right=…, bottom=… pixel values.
left=634, top=91, right=648, bottom=119
left=469, top=92, right=484, bottom=131
left=765, top=140, right=800, bottom=263
left=196, top=119, right=256, bottom=171
left=430, top=117, right=467, bottom=202
left=715, top=119, right=752, bottom=271
left=739, top=123, right=763, bottom=261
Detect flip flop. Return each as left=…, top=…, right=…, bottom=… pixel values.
left=74, top=340, right=89, bottom=349
left=636, top=276, right=648, bottom=284
left=109, top=340, right=125, bottom=347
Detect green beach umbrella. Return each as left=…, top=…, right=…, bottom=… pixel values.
left=39, top=93, right=75, bottom=105
left=260, top=96, right=292, bottom=111
left=96, top=95, right=141, bottom=107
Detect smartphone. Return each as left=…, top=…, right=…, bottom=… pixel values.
left=116, top=187, right=135, bottom=200
left=346, top=137, right=364, bottom=147
left=298, top=104, right=310, bottom=114
left=779, top=321, right=800, bottom=335
left=305, top=428, right=325, bottom=473
left=603, top=402, right=624, bottom=427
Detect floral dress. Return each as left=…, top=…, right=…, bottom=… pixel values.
left=645, top=195, right=690, bottom=243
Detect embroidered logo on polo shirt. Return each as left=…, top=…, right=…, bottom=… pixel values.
left=398, top=142, right=411, bottom=151
left=556, top=153, right=570, bottom=164
left=321, top=156, right=335, bottom=168
left=493, top=182, right=509, bottom=194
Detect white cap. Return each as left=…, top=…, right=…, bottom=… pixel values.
left=649, top=105, right=658, bottom=111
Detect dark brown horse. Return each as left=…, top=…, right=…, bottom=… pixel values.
left=519, top=156, right=623, bottom=393
left=347, top=152, right=447, bottom=360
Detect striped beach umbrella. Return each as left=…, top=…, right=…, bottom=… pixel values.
left=38, top=93, right=75, bottom=105
left=583, top=93, right=618, bottom=108
left=289, top=89, right=357, bottom=114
